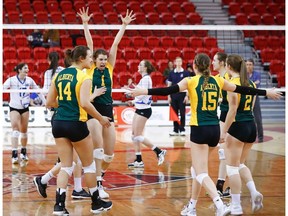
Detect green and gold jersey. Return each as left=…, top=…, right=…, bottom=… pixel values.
left=215, top=72, right=230, bottom=112
left=53, top=67, right=90, bottom=122
left=186, top=75, right=225, bottom=126
left=86, top=62, right=113, bottom=105
left=229, top=77, right=255, bottom=122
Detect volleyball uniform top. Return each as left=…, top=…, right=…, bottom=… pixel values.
left=215, top=72, right=230, bottom=112
left=186, top=75, right=225, bottom=126
left=134, top=75, right=153, bottom=110
left=229, top=77, right=255, bottom=122
left=86, top=62, right=113, bottom=105
left=43, top=66, right=65, bottom=93
left=53, top=67, right=91, bottom=122
left=3, top=75, right=40, bottom=109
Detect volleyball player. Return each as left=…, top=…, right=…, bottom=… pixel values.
left=78, top=7, right=135, bottom=199
left=46, top=45, right=112, bottom=215
left=212, top=52, right=231, bottom=198
left=3, top=63, right=46, bottom=164
left=129, top=53, right=281, bottom=216
left=221, top=54, right=264, bottom=214
left=126, top=60, right=167, bottom=168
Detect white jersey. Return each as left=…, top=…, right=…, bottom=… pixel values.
left=134, top=75, right=152, bottom=109
left=3, top=75, right=42, bottom=109
left=42, top=66, right=65, bottom=94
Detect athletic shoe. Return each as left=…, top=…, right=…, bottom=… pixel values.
left=71, top=188, right=90, bottom=199
left=169, top=131, right=179, bottom=136
left=157, top=150, right=167, bottom=166
left=20, top=148, right=29, bottom=161
left=12, top=157, right=19, bottom=164
left=33, top=176, right=47, bottom=198
left=181, top=202, right=197, bottom=216
left=251, top=191, right=263, bottom=213
left=97, top=181, right=109, bottom=199
left=222, top=187, right=231, bottom=198
left=128, top=161, right=144, bottom=168
left=91, top=190, right=112, bottom=214
left=53, top=191, right=69, bottom=215
left=230, top=203, right=243, bottom=215
left=215, top=204, right=231, bottom=216
left=179, top=131, right=186, bottom=136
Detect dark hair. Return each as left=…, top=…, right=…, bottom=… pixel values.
left=14, top=63, right=27, bottom=74
left=216, top=52, right=227, bottom=66
left=64, top=45, right=89, bottom=65
left=143, top=60, right=155, bottom=74
left=48, top=52, right=59, bottom=77
left=93, top=48, right=109, bottom=60
left=245, top=58, right=254, bottom=65
left=194, top=53, right=211, bottom=96
left=227, top=54, right=249, bottom=87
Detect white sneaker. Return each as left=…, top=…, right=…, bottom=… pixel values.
left=157, top=150, right=167, bottom=166
left=215, top=204, right=231, bottom=216
left=20, top=153, right=29, bottom=161
left=251, top=192, right=263, bottom=213
left=98, top=184, right=109, bottom=199
left=231, top=203, right=243, bottom=215
left=181, top=202, right=197, bottom=216
left=169, top=131, right=179, bottom=136
left=12, top=157, right=18, bottom=164
left=179, top=131, right=186, bottom=136
left=128, top=161, right=144, bottom=168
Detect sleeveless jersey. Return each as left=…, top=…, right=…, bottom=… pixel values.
left=86, top=62, right=113, bottom=105
left=134, top=75, right=152, bottom=109
left=229, top=77, right=255, bottom=122
left=3, top=75, right=40, bottom=109
left=215, top=72, right=230, bottom=112
left=53, top=67, right=90, bottom=122
left=186, top=75, right=225, bottom=126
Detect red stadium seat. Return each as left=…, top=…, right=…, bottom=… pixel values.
left=17, top=47, right=32, bottom=60
left=74, top=1, right=86, bottom=12
left=261, top=13, right=275, bottom=25
left=235, top=13, right=249, bottom=25
left=151, top=71, right=164, bottom=86
left=275, top=48, right=285, bottom=61
left=64, top=12, right=78, bottom=24
left=182, top=48, right=196, bottom=60
left=118, top=72, right=132, bottom=86
left=4, top=59, right=18, bottom=74
left=152, top=30, right=166, bottom=37
left=155, top=2, right=169, bottom=13
left=168, top=2, right=182, bottom=13
left=146, top=36, right=160, bottom=48
left=103, top=36, right=114, bottom=49
left=137, top=47, right=151, bottom=59
left=228, top=2, right=241, bottom=16
left=241, top=2, right=254, bottom=15
left=106, top=12, right=119, bottom=24
left=253, top=36, right=267, bottom=50
left=46, top=1, right=59, bottom=13
left=3, top=34, right=14, bottom=47
left=141, top=1, right=155, bottom=13
left=50, top=11, right=63, bottom=23
left=35, top=60, right=50, bottom=73
left=22, top=11, right=35, bottom=24
left=267, top=36, right=282, bottom=49
left=15, top=35, right=28, bottom=48
left=203, top=37, right=218, bottom=49
left=128, top=1, right=141, bottom=12
left=138, top=30, right=153, bottom=37
left=33, top=1, right=46, bottom=11
left=101, top=1, right=114, bottom=12
left=122, top=47, right=137, bottom=60
left=254, top=3, right=267, bottom=14
left=19, top=1, right=33, bottom=12
left=156, top=59, right=169, bottom=72
left=127, top=59, right=140, bottom=72
left=160, top=12, right=174, bottom=24
left=4, top=1, right=17, bottom=12
left=266, top=3, right=281, bottom=15
left=134, top=12, right=147, bottom=24
left=147, top=12, right=161, bottom=24
left=187, top=12, right=202, bottom=24
left=133, top=72, right=142, bottom=84
left=114, top=1, right=127, bottom=13
left=115, top=59, right=127, bottom=73
left=119, top=36, right=131, bottom=49
left=277, top=72, right=285, bottom=87
left=174, top=36, right=189, bottom=48
left=92, top=12, right=105, bottom=24
left=60, top=1, right=73, bottom=12
left=33, top=47, right=48, bottom=60
left=248, top=13, right=261, bottom=25
left=76, top=37, right=87, bottom=46
left=160, top=36, right=174, bottom=48
left=60, top=35, right=73, bottom=48
left=36, top=11, right=49, bottom=23
left=189, top=37, right=203, bottom=49
left=131, top=36, right=146, bottom=48
left=181, top=2, right=196, bottom=13
left=269, top=60, right=284, bottom=75
left=260, top=48, right=275, bottom=63
left=166, top=48, right=181, bottom=60
left=195, top=48, right=210, bottom=57
left=174, top=12, right=188, bottom=24
left=3, top=48, right=17, bottom=60
left=92, top=35, right=103, bottom=48
left=275, top=13, right=285, bottom=25
left=87, top=2, right=100, bottom=12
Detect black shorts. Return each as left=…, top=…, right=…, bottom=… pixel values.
left=88, top=103, right=114, bottom=122
left=135, top=108, right=152, bottom=119
left=228, top=121, right=257, bottom=143
left=220, top=111, right=227, bottom=123
left=10, top=106, right=29, bottom=115
left=190, top=125, right=220, bottom=147
left=52, top=120, right=90, bottom=142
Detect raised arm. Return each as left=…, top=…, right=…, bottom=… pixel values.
left=78, top=7, right=94, bottom=52
left=108, top=10, right=136, bottom=67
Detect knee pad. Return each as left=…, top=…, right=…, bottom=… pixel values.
left=196, top=173, right=208, bottom=185
left=218, top=148, right=225, bottom=160
left=83, top=161, right=96, bottom=174
left=20, top=132, right=27, bottom=139
left=103, top=154, right=114, bottom=163
left=93, top=148, right=104, bottom=160
left=190, top=167, right=196, bottom=179
left=61, top=165, right=75, bottom=177
left=239, top=163, right=247, bottom=171
left=226, top=165, right=239, bottom=177
left=132, top=135, right=145, bottom=143
left=12, top=130, right=20, bottom=138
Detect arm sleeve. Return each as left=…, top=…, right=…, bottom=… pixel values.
left=147, top=84, right=180, bottom=96
left=234, top=85, right=266, bottom=96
